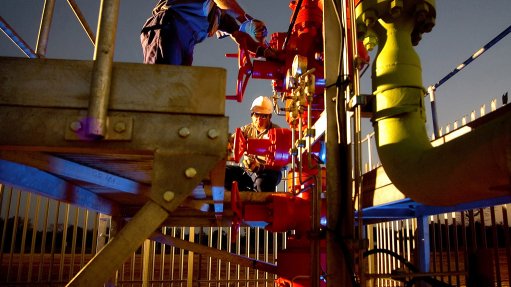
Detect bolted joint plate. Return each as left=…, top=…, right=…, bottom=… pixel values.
left=150, top=152, right=225, bottom=213
left=355, top=0, right=436, bottom=44
left=149, top=117, right=228, bottom=213
left=65, top=115, right=134, bottom=141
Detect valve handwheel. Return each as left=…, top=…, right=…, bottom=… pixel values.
left=236, top=47, right=253, bottom=102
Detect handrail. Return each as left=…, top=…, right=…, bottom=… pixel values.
left=426, top=24, right=511, bottom=138
left=0, top=0, right=96, bottom=58
left=67, top=0, right=96, bottom=45
left=86, top=0, right=120, bottom=138
left=430, top=24, right=511, bottom=91
left=0, top=16, right=37, bottom=58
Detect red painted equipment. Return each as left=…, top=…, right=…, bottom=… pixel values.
left=287, top=163, right=326, bottom=197
left=227, top=0, right=370, bottom=286
left=225, top=47, right=252, bottom=102
left=275, top=237, right=327, bottom=287
left=232, top=127, right=292, bottom=170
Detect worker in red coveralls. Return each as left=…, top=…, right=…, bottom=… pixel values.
left=225, top=96, right=282, bottom=192
left=141, top=0, right=276, bottom=65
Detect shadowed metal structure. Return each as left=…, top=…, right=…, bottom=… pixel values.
left=0, top=55, right=230, bottom=285
left=1, top=0, right=511, bottom=286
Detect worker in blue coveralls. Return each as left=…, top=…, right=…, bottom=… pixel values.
left=141, top=0, right=275, bottom=65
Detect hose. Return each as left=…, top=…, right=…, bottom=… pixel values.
left=363, top=248, right=454, bottom=287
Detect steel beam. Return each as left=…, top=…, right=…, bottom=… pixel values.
left=0, top=57, right=226, bottom=115
left=0, top=150, right=150, bottom=195
left=67, top=201, right=169, bottom=286
left=150, top=232, right=278, bottom=274
left=0, top=56, right=229, bottom=286
left=0, top=159, right=118, bottom=215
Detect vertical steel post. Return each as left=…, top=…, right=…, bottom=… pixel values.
left=58, top=203, right=71, bottom=282
left=416, top=216, right=430, bottom=283
left=428, top=86, right=440, bottom=139
left=142, top=239, right=151, bottom=287
left=347, top=0, right=365, bottom=284
left=187, top=227, right=195, bottom=287
left=68, top=207, right=80, bottom=280
left=323, top=0, right=354, bottom=285
left=305, top=90, right=321, bottom=287
left=17, top=192, right=31, bottom=282
left=27, top=195, right=42, bottom=283
left=37, top=198, right=51, bottom=282
left=36, top=0, right=56, bottom=57
left=311, top=182, right=321, bottom=287
left=86, top=0, right=120, bottom=138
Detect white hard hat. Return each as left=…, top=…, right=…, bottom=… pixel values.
left=250, top=96, right=273, bottom=114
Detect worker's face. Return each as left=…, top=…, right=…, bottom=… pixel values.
left=251, top=113, right=271, bottom=129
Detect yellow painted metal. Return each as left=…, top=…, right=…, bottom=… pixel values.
left=357, top=1, right=511, bottom=206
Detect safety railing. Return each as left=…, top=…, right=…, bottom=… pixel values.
left=0, top=185, right=283, bottom=286
left=427, top=24, right=511, bottom=139
left=365, top=205, right=511, bottom=287
left=3, top=184, right=510, bottom=287
left=0, top=186, right=101, bottom=284
left=359, top=24, right=511, bottom=175
left=360, top=94, right=509, bottom=176
left=355, top=20, right=511, bottom=287
left=0, top=0, right=96, bottom=58
left=357, top=73, right=510, bottom=287
left=2, top=1, right=511, bottom=287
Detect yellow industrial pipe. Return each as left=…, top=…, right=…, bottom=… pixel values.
left=357, top=1, right=510, bottom=206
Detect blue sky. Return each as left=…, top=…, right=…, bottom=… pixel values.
left=1, top=0, right=510, bottom=137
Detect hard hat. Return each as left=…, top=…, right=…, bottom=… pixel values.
left=250, top=96, right=273, bottom=114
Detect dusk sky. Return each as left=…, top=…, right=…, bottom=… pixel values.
left=1, top=0, right=510, bottom=137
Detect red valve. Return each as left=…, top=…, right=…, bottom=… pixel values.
left=267, top=128, right=292, bottom=168
left=232, top=128, right=292, bottom=170
left=232, top=128, right=247, bottom=162
left=226, top=47, right=253, bottom=102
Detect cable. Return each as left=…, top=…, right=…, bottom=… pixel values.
left=363, top=248, right=454, bottom=287
left=282, top=0, right=304, bottom=51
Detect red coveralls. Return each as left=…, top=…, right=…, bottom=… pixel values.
left=226, top=122, right=283, bottom=192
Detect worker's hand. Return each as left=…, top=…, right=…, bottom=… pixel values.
left=254, top=46, right=285, bottom=63
left=239, top=19, right=267, bottom=43
left=226, top=142, right=235, bottom=161
left=242, top=156, right=261, bottom=172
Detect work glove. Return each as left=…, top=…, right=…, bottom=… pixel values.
left=226, top=142, right=234, bottom=161
left=255, top=46, right=282, bottom=62
left=242, top=156, right=261, bottom=172
left=239, top=19, right=268, bottom=43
